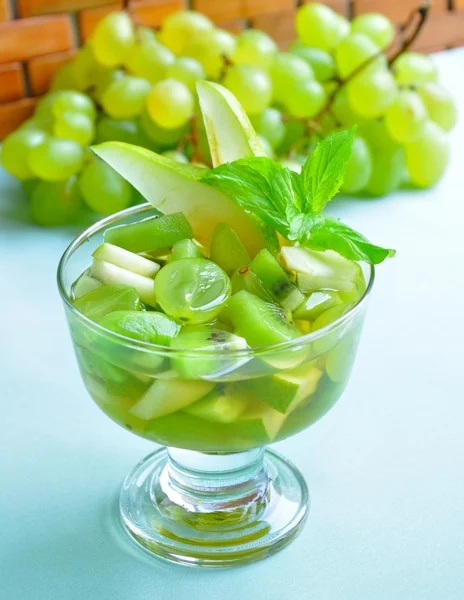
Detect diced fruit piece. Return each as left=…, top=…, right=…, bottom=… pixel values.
left=154, top=258, right=231, bottom=324
left=93, top=243, right=159, bottom=277
left=104, top=213, right=193, bottom=254
left=90, top=260, right=157, bottom=307
left=326, top=336, right=357, bottom=383
left=294, top=291, right=342, bottom=320
left=98, top=310, right=180, bottom=345
left=231, top=266, right=273, bottom=302
left=130, top=379, right=214, bottom=420
left=93, top=142, right=274, bottom=256
left=73, top=284, right=140, bottom=321
left=100, top=404, right=148, bottom=434
left=170, top=326, right=248, bottom=379
left=280, top=246, right=362, bottom=293
left=171, top=239, right=203, bottom=260
left=72, top=274, right=102, bottom=299
left=184, top=385, right=249, bottom=423
left=196, top=81, right=265, bottom=167
left=237, top=400, right=287, bottom=441
left=210, top=223, right=250, bottom=275
left=250, top=249, right=304, bottom=311
left=245, top=367, right=322, bottom=414
left=312, top=303, right=354, bottom=354
left=294, top=319, right=311, bottom=335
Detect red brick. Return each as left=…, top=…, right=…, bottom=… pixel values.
left=0, top=63, right=25, bottom=102
left=251, top=9, right=296, bottom=48
left=352, top=0, right=448, bottom=22
left=28, top=50, right=76, bottom=95
left=192, top=0, right=293, bottom=23
left=0, top=97, right=38, bottom=139
left=0, top=0, right=11, bottom=21
left=18, top=0, right=114, bottom=18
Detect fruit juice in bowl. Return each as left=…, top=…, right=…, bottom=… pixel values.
left=58, top=82, right=392, bottom=567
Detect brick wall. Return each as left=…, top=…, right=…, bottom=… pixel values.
left=1, top=0, right=464, bottom=138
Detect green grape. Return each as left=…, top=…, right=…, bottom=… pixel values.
left=233, top=29, right=277, bottom=69
left=270, top=53, right=313, bottom=104
left=29, top=176, right=82, bottom=226
left=0, top=128, right=46, bottom=180
left=405, top=121, right=448, bottom=188
left=154, top=258, right=231, bottom=324
left=146, top=79, right=194, bottom=129
left=96, top=116, right=146, bottom=145
left=250, top=108, right=285, bottom=149
left=28, top=137, right=83, bottom=181
left=101, top=75, right=151, bottom=119
left=183, top=28, right=236, bottom=80
left=257, top=135, right=274, bottom=158
left=166, top=57, right=205, bottom=91
left=92, top=68, right=124, bottom=103
left=139, top=110, right=188, bottom=148
left=417, top=82, right=457, bottom=132
left=332, top=87, right=364, bottom=126
left=162, top=150, right=189, bottom=164
left=79, top=157, right=133, bottom=214
left=34, top=93, right=59, bottom=122
left=159, top=10, right=213, bottom=55
left=276, top=117, right=306, bottom=154
left=53, top=111, right=95, bottom=146
left=284, top=79, right=326, bottom=119
left=288, top=42, right=335, bottom=82
left=384, top=90, right=427, bottom=143
left=72, top=44, right=106, bottom=90
left=335, top=33, right=385, bottom=79
left=52, top=91, right=96, bottom=120
left=348, top=67, right=397, bottom=119
left=90, top=12, right=135, bottom=67
left=125, top=40, right=174, bottom=83
left=360, top=120, right=406, bottom=196
left=137, top=26, right=157, bottom=44
left=340, top=136, right=372, bottom=194
left=296, top=3, right=342, bottom=51
left=351, top=13, right=395, bottom=50
left=223, top=65, right=272, bottom=115
left=392, top=52, right=437, bottom=85
left=50, top=63, right=80, bottom=91
left=334, top=13, right=350, bottom=41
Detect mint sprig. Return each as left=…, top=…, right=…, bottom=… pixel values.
left=201, top=129, right=395, bottom=265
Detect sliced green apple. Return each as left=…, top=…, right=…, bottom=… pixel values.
left=196, top=81, right=265, bottom=167
left=92, top=142, right=274, bottom=257
left=93, top=243, right=160, bottom=277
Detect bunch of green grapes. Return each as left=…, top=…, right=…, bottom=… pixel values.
left=0, top=4, right=457, bottom=226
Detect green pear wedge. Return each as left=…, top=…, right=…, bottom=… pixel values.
left=196, top=81, right=265, bottom=166
left=93, top=142, right=273, bottom=256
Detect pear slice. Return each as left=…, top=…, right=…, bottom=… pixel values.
left=196, top=81, right=265, bottom=166
left=93, top=142, right=272, bottom=257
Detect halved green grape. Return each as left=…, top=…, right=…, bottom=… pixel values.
left=95, top=116, right=145, bottom=145
left=125, top=41, right=174, bottom=83
left=72, top=274, right=102, bottom=299
left=288, top=42, right=336, bottom=82
left=351, top=13, right=395, bottom=50
left=171, top=239, right=203, bottom=260
left=340, top=135, right=372, bottom=194
left=270, top=53, right=313, bottom=104
left=384, top=90, right=427, bottom=143
left=90, top=12, right=135, bottom=67
left=146, top=79, right=194, bottom=129
left=79, top=157, right=132, bottom=214
left=296, top=2, right=342, bottom=51
left=335, top=33, right=385, bottom=79
left=73, top=285, right=141, bottom=321
left=51, top=90, right=96, bottom=120
left=158, top=10, right=214, bottom=55
left=284, top=79, right=326, bottom=119
left=105, top=213, right=193, bottom=253
left=392, top=52, right=437, bottom=85
left=139, top=110, right=188, bottom=147
left=154, top=258, right=231, bottom=324
left=29, top=137, right=83, bottom=181
left=250, top=108, right=285, bottom=150
left=183, top=28, right=236, bottom=79
left=223, top=65, right=272, bottom=116
left=210, top=223, right=250, bottom=275
left=167, top=57, right=205, bottom=93
left=53, top=111, right=95, bottom=146
left=417, top=82, right=457, bottom=132
left=233, top=29, right=277, bottom=69
left=99, top=310, right=180, bottom=344
left=29, top=177, right=82, bottom=226
left=348, top=67, right=397, bottom=119
left=101, top=75, right=151, bottom=119
left=405, top=121, right=449, bottom=188
left=0, top=128, right=46, bottom=180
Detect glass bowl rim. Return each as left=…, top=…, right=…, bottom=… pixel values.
left=57, top=203, right=375, bottom=358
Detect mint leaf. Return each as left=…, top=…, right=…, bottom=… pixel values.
left=292, top=213, right=396, bottom=264
left=202, top=157, right=297, bottom=237
left=301, top=128, right=356, bottom=213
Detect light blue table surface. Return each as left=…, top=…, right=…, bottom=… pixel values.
left=1, top=49, right=464, bottom=600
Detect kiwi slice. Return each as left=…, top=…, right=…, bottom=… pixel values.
left=250, top=249, right=304, bottom=311
left=210, top=223, right=250, bottom=275
left=231, top=266, right=273, bottom=302
left=73, top=284, right=140, bottom=321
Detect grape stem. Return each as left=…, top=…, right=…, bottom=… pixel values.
left=312, top=1, right=431, bottom=127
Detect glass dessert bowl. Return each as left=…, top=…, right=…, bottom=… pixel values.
left=58, top=203, right=374, bottom=568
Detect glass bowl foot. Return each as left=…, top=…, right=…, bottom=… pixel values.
left=119, top=447, right=309, bottom=568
